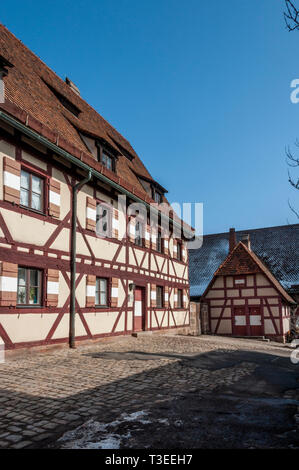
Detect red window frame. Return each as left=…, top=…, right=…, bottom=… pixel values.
left=95, top=277, right=109, bottom=307
left=20, top=167, right=45, bottom=214
left=17, top=267, right=43, bottom=306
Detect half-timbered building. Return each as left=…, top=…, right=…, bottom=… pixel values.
left=189, top=225, right=299, bottom=342
left=0, top=25, right=193, bottom=351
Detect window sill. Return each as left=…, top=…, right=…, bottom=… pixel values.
left=16, top=305, right=43, bottom=308
left=19, top=205, right=46, bottom=217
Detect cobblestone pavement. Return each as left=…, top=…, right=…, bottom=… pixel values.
left=0, top=334, right=297, bottom=449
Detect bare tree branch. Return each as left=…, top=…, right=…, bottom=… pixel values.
left=288, top=169, right=299, bottom=189
left=283, top=2, right=299, bottom=217
left=288, top=199, right=299, bottom=218
left=285, top=146, right=299, bottom=167
left=284, top=0, right=299, bottom=31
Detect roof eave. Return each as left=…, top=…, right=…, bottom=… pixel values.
left=0, top=108, right=194, bottom=238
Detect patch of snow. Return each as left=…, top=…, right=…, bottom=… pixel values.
left=58, top=411, right=150, bottom=449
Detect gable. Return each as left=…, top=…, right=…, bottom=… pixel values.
left=189, top=224, right=299, bottom=297
left=204, top=242, right=295, bottom=304
left=215, top=243, right=261, bottom=277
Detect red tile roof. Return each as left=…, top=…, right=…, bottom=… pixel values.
left=0, top=23, right=184, bottom=222
left=213, top=241, right=295, bottom=304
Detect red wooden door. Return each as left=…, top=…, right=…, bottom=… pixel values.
left=133, top=287, right=145, bottom=332
left=233, top=307, right=247, bottom=336
left=249, top=307, right=263, bottom=336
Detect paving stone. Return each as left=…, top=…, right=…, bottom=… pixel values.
left=11, top=440, right=32, bottom=449
left=0, top=440, right=9, bottom=448
left=0, top=335, right=280, bottom=448
left=32, top=433, right=53, bottom=442
left=6, top=434, right=23, bottom=443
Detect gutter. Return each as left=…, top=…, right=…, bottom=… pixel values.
left=70, top=170, right=92, bottom=349
left=0, top=110, right=194, bottom=238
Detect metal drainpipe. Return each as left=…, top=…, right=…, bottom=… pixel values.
left=70, top=170, right=92, bottom=348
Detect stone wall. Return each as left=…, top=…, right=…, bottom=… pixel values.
left=189, top=302, right=201, bottom=336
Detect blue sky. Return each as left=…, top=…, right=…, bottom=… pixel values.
left=2, top=0, right=299, bottom=234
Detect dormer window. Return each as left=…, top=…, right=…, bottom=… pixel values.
left=0, top=55, right=13, bottom=78
left=153, top=190, right=163, bottom=204
left=133, top=171, right=167, bottom=201
left=102, top=151, right=113, bottom=171
left=96, top=142, right=117, bottom=172
left=79, top=132, right=117, bottom=172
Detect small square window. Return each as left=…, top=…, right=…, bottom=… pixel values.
left=234, top=277, right=246, bottom=286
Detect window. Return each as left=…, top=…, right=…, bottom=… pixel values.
left=102, top=152, right=113, bottom=171
left=234, top=277, right=245, bottom=286
left=17, top=267, right=42, bottom=305
left=176, top=241, right=182, bottom=261
left=177, top=289, right=183, bottom=308
left=156, top=286, right=164, bottom=308
left=20, top=169, right=44, bottom=212
left=153, top=190, right=162, bottom=204
left=97, top=145, right=115, bottom=172
left=135, top=221, right=144, bottom=247
left=96, top=278, right=108, bottom=307
left=96, top=203, right=111, bottom=238
left=157, top=230, right=163, bottom=253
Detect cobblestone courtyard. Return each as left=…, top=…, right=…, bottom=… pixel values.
left=0, top=334, right=298, bottom=449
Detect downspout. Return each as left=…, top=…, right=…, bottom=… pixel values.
left=0, top=111, right=194, bottom=239
left=70, top=170, right=92, bottom=348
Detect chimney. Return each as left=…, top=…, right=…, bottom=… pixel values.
left=65, top=77, right=80, bottom=96
left=241, top=234, right=251, bottom=251
left=229, top=228, right=236, bottom=253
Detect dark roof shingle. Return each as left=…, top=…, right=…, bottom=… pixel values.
left=189, top=224, right=299, bottom=297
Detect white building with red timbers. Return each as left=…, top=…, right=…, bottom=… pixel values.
left=0, top=25, right=193, bottom=351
